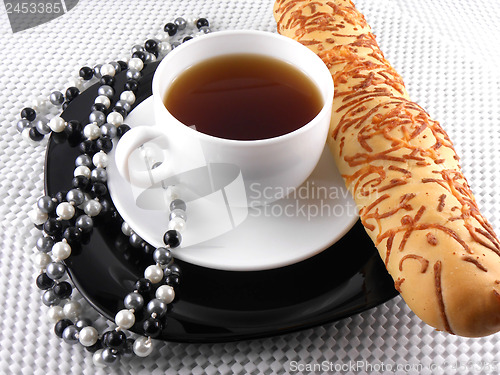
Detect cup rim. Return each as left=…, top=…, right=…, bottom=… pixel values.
left=152, top=29, right=334, bottom=147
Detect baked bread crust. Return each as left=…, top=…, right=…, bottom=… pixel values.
left=274, top=0, right=500, bottom=337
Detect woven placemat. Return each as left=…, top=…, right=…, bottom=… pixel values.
left=0, top=0, right=499, bottom=374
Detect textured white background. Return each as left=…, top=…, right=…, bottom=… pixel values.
left=0, top=0, right=499, bottom=374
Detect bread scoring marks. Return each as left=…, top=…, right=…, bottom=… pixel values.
left=399, top=254, right=429, bottom=273
left=462, top=256, right=488, bottom=272
left=394, top=277, right=405, bottom=293
left=434, top=261, right=454, bottom=334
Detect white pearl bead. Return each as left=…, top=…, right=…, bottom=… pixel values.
left=107, top=112, right=123, bottom=127
left=52, top=241, right=72, bottom=260
left=133, top=337, right=153, bottom=357
left=115, top=309, right=135, bottom=329
left=79, top=326, right=99, bottom=346
left=47, top=306, right=65, bottom=322
left=31, top=97, right=48, bottom=112
left=83, top=123, right=101, bottom=140
left=186, top=16, right=197, bottom=27
left=155, top=285, right=175, bottom=304
left=74, top=165, right=91, bottom=178
left=92, top=151, right=109, bottom=168
left=168, top=217, right=186, bottom=233
left=56, top=202, right=75, bottom=220
left=29, top=208, right=48, bottom=225
left=34, top=252, right=51, bottom=268
left=145, top=265, right=163, bottom=284
left=120, top=90, right=136, bottom=105
left=156, top=32, right=171, bottom=42
left=93, top=349, right=107, bottom=367
left=22, top=128, right=31, bottom=140
left=63, top=301, right=82, bottom=320
left=68, top=76, right=84, bottom=91
left=128, top=57, right=144, bottom=72
left=100, top=63, right=116, bottom=77
left=121, top=222, right=134, bottom=236
left=159, top=42, right=172, bottom=55
left=164, top=186, right=180, bottom=202
left=83, top=199, right=102, bottom=217
left=95, top=95, right=111, bottom=109
left=48, top=116, right=66, bottom=133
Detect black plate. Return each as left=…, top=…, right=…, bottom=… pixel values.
left=44, top=61, right=398, bottom=343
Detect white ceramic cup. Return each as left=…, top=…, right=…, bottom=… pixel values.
left=115, top=30, right=334, bottom=206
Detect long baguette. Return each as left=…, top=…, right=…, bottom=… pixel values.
left=274, top=0, right=500, bottom=337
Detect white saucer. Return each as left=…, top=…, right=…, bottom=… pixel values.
left=107, top=97, right=358, bottom=271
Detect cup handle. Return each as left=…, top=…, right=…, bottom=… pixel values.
left=115, top=126, right=171, bottom=187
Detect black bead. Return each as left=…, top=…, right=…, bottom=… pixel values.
left=163, top=230, right=181, bottom=248
left=85, top=338, right=103, bottom=353
left=134, top=278, right=152, bottom=294
left=124, top=80, right=138, bottom=93
left=144, top=39, right=159, bottom=53
left=21, top=107, right=36, bottom=121
left=64, top=120, right=83, bottom=138
left=53, top=281, right=72, bottom=299
left=91, top=182, right=107, bottom=197
left=65, top=87, right=80, bottom=102
left=72, top=176, right=90, bottom=191
left=164, top=22, right=177, bottom=36
left=36, top=273, right=55, bottom=290
left=117, top=60, right=128, bottom=71
left=196, top=18, right=209, bottom=29
left=165, top=274, right=180, bottom=288
left=29, top=127, right=44, bottom=141
left=116, top=124, right=131, bottom=138
left=100, top=75, right=115, bottom=86
left=165, top=263, right=181, bottom=277
left=102, top=330, right=127, bottom=349
left=54, top=190, right=68, bottom=203
left=96, top=137, right=113, bottom=153
left=131, top=51, right=146, bottom=62
left=143, top=318, right=162, bottom=338
left=98, top=198, right=113, bottom=216
left=170, top=199, right=186, bottom=212
left=79, top=140, right=98, bottom=155
left=112, top=107, right=127, bottom=118
left=79, top=66, right=94, bottom=80
left=91, top=103, right=107, bottom=114
left=54, top=319, right=73, bottom=338
left=63, top=226, right=83, bottom=244
left=43, top=218, right=62, bottom=236
left=141, top=242, right=155, bottom=255
left=62, top=101, right=71, bottom=110
left=182, top=36, right=193, bottom=43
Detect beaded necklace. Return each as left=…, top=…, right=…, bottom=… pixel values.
left=25, top=17, right=211, bottom=367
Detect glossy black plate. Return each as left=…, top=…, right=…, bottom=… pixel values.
left=44, top=61, right=398, bottom=343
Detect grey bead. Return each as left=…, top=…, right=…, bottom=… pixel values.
left=171, top=41, right=181, bottom=49
left=36, top=236, right=54, bottom=253
left=122, top=339, right=135, bottom=358
left=75, top=215, right=93, bottom=233
left=114, top=100, right=131, bottom=113
left=101, top=348, right=120, bottom=364
left=93, top=64, right=103, bottom=79
left=75, top=318, right=92, bottom=330
left=153, top=247, right=172, bottom=265
left=75, top=154, right=92, bottom=167
left=91, top=168, right=107, bottom=183
left=49, top=91, right=64, bottom=105
left=124, top=292, right=144, bottom=310
left=199, top=26, right=211, bottom=34
left=37, top=196, right=57, bottom=213
left=129, top=233, right=143, bottom=248
left=66, top=189, right=85, bottom=205
left=174, top=17, right=187, bottom=30
left=100, top=123, right=118, bottom=138
left=97, top=85, right=114, bottom=98
left=146, top=298, right=168, bottom=318
left=16, top=119, right=31, bottom=133
left=34, top=117, right=51, bottom=135
left=169, top=209, right=187, bottom=222
left=170, top=199, right=186, bottom=212
left=109, top=61, right=121, bottom=73
left=126, top=68, right=141, bottom=81
left=62, top=325, right=79, bottom=344
left=46, top=262, right=66, bottom=280
left=42, top=289, right=60, bottom=306
left=89, top=110, right=106, bottom=126
left=143, top=52, right=156, bottom=64
left=131, top=44, right=145, bottom=54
